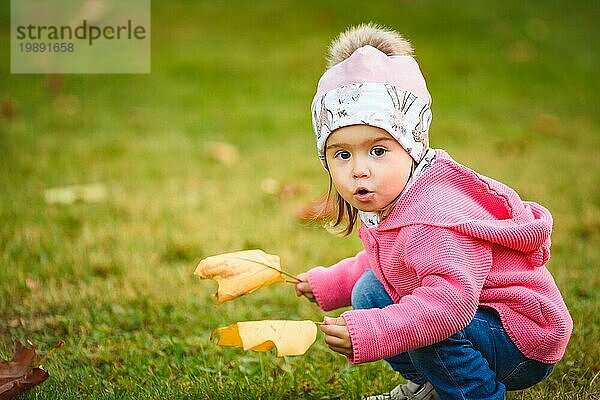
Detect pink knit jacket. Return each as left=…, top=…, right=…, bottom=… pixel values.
left=308, top=150, right=572, bottom=365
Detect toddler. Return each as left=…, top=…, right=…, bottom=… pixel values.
left=295, top=23, right=572, bottom=400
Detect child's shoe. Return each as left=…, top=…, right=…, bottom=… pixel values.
left=364, top=380, right=440, bottom=400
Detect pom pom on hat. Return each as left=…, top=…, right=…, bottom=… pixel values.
left=326, top=22, right=414, bottom=68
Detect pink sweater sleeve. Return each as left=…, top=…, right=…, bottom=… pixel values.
left=307, top=250, right=371, bottom=311
left=342, top=226, right=493, bottom=364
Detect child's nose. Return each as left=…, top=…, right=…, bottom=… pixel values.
left=352, top=159, right=370, bottom=179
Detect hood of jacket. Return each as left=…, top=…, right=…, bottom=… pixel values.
left=375, top=150, right=552, bottom=267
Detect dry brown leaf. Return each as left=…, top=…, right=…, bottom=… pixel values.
left=211, top=320, right=318, bottom=356
left=530, top=113, right=562, bottom=136
left=1, top=100, right=18, bottom=121
left=0, top=340, right=64, bottom=400
left=45, top=75, right=64, bottom=94
left=194, top=250, right=287, bottom=304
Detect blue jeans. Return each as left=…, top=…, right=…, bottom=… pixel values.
left=351, top=270, right=554, bottom=400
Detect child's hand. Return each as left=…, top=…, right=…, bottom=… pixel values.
left=295, top=272, right=317, bottom=303
left=320, top=316, right=353, bottom=358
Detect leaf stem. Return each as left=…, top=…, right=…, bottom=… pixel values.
left=33, top=339, right=65, bottom=369
left=233, top=254, right=302, bottom=283
left=262, top=264, right=301, bottom=283
left=280, top=269, right=301, bottom=283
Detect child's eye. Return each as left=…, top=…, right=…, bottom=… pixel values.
left=335, top=150, right=351, bottom=160
left=371, top=147, right=387, bottom=157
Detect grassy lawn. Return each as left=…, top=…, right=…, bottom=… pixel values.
left=1, top=1, right=598, bottom=398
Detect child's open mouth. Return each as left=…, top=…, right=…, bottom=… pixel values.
left=354, top=187, right=374, bottom=202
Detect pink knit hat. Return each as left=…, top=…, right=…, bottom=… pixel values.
left=311, top=45, right=432, bottom=166
left=313, top=45, right=431, bottom=104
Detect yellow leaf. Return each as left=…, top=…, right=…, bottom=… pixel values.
left=194, top=250, right=286, bottom=303
left=211, top=320, right=317, bottom=356
left=206, top=141, right=239, bottom=166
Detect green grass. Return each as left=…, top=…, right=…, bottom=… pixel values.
left=1, top=0, right=599, bottom=398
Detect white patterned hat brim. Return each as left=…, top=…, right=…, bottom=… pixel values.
left=311, top=82, right=432, bottom=167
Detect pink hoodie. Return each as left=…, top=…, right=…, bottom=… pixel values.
left=308, top=149, right=572, bottom=365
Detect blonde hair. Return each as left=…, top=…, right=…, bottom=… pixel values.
left=322, top=23, right=415, bottom=235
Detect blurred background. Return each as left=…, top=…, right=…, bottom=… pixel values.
left=1, top=1, right=598, bottom=398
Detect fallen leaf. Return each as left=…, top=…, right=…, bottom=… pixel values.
left=507, top=40, right=536, bottom=63
left=25, top=277, right=39, bottom=290
left=494, top=140, right=527, bottom=156
left=7, top=320, right=21, bottom=329
left=1, top=100, right=18, bottom=121
left=211, top=320, right=318, bottom=356
left=261, top=178, right=306, bottom=199
left=279, top=183, right=306, bottom=199
left=530, top=113, right=562, bottom=136
left=45, top=75, right=64, bottom=94
left=261, top=178, right=281, bottom=195
left=194, top=250, right=288, bottom=304
left=44, top=183, right=107, bottom=205
left=206, top=141, right=239, bottom=166
left=53, top=95, right=80, bottom=117
left=0, top=340, right=64, bottom=400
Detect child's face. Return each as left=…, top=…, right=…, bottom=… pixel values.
left=325, top=125, right=413, bottom=213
